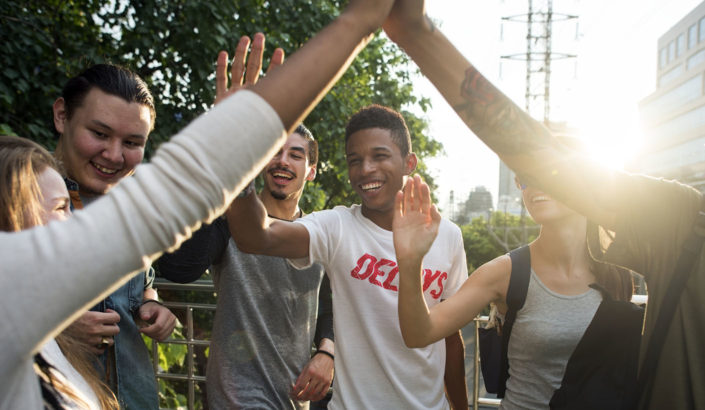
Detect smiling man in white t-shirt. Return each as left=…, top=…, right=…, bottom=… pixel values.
left=228, top=105, right=469, bottom=410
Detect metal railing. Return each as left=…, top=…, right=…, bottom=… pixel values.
left=151, top=279, right=216, bottom=410
left=472, top=315, right=502, bottom=409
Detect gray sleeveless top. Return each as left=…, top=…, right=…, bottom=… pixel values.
left=499, top=270, right=602, bottom=410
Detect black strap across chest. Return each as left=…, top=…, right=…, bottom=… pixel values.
left=497, top=244, right=532, bottom=397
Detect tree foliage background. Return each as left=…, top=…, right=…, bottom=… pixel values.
left=1, top=0, right=442, bottom=213
left=2, top=1, right=444, bottom=407
left=459, top=212, right=539, bottom=273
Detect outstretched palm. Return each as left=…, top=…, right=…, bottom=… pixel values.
left=392, top=175, right=441, bottom=263
left=214, top=33, right=285, bottom=106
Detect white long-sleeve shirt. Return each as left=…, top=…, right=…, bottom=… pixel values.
left=0, top=90, right=285, bottom=409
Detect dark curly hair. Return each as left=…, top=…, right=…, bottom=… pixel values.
left=345, top=104, right=411, bottom=157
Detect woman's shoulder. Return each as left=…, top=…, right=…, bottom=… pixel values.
left=471, top=253, right=513, bottom=304
left=476, top=252, right=513, bottom=276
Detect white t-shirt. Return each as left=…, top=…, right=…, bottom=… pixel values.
left=291, top=205, right=467, bottom=410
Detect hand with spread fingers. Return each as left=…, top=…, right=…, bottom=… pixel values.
left=214, top=33, right=285, bottom=106
left=392, top=174, right=441, bottom=265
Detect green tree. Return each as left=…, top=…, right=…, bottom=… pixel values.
left=108, top=0, right=440, bottom=211
left=461, top=211, right=539, bottom=272
left=2, top=0, right=440, bottom=212
left=0, top=0, right=114, bottom=146
left=3, top=2, right=442, bottom=408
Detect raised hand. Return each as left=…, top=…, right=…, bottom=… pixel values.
left=392, top=174, right=441, bottom=265
left=342, top=0, right=396, bottom=32
left=214, top=33, right=285, bottom=105
left=382, top=0, right=428, bottom=43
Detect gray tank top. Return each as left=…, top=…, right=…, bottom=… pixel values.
left=499, top=269, right=602, bottom=410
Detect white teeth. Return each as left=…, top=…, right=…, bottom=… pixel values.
left=272, top=172, right=293, bottom=179
left=533, top=196, right=550, bottom=202
left=92, top=162, right=118, bottom=175
left=361, top=182, right=382, bottom=191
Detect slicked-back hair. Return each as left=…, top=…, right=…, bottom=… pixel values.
left=294, top=123, right=318, bottom=165
left=61, top=63, right=156, bottom=130
left=344, top=104, right=411, bottom=157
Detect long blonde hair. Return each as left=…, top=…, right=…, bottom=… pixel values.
left=0, top=135, right=118, bottom=409
left=0, top=135, right=56, bottom=231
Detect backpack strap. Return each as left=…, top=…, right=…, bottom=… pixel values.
left=498, top=244, right=532, bottom=397
left=635, top=202, right=705, bottom=405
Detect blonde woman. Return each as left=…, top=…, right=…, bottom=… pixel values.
left=0, top=135, right=118, bottom=409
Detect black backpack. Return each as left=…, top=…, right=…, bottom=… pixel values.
left=477, top=245, right=531, bottom=397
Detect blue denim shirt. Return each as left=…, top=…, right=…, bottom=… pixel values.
left=65, top=178, right=159, bottom=409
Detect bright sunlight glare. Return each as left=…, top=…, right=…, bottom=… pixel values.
left=572, top=106, right=645, bottom=171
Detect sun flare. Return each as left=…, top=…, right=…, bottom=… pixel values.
left=566, top=96, right=645, bottom=171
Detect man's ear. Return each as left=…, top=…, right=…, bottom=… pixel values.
left=53, top=98, right=67, bottom=135
left=404, top=153, right=418, bottom=175
left=306, top=165, right=317, bottom=181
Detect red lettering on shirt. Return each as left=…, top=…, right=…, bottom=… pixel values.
left=369, top=259, right=395, bottom=287
left=430, top=272, right=447, bottom=299
left=350, top=254, right=446, bottom=298
left=383, top=267, right=399, bottom=291
left=422, top=269, right=441, bottom=291
left=351, top=253, right=376, bottom=280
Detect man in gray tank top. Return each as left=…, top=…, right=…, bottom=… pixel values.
left=159, top=124, right=334, bottom=409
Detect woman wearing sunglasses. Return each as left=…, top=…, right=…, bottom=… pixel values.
left=394, top=163, right=633, bottom=409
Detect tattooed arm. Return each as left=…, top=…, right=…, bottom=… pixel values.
left=383, top=0, right=619, bottom=229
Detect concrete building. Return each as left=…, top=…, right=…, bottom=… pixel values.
left=452, top=186, right=494, bottom=225
left=497, top=162, right=524, bottom=216
left=636, top=1, right=705, bottom=192
left=465, top=185, right=494, bottom=220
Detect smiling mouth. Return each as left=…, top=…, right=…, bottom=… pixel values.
left=532, top=195, right=551, bottom=203
left=360, top=181, right=383, bottom=192
left=91, top=161, right=119, bottom=175
left=271, top=171, right=294, bottom=180
left=270, top=170, right=295, bottom=186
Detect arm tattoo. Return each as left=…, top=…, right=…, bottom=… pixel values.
left=453, top=66, right=553, bottom=156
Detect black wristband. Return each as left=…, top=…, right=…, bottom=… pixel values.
left=315, top=349, right=334, bottom=361
left=140, top=299, right=164, bottom=308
